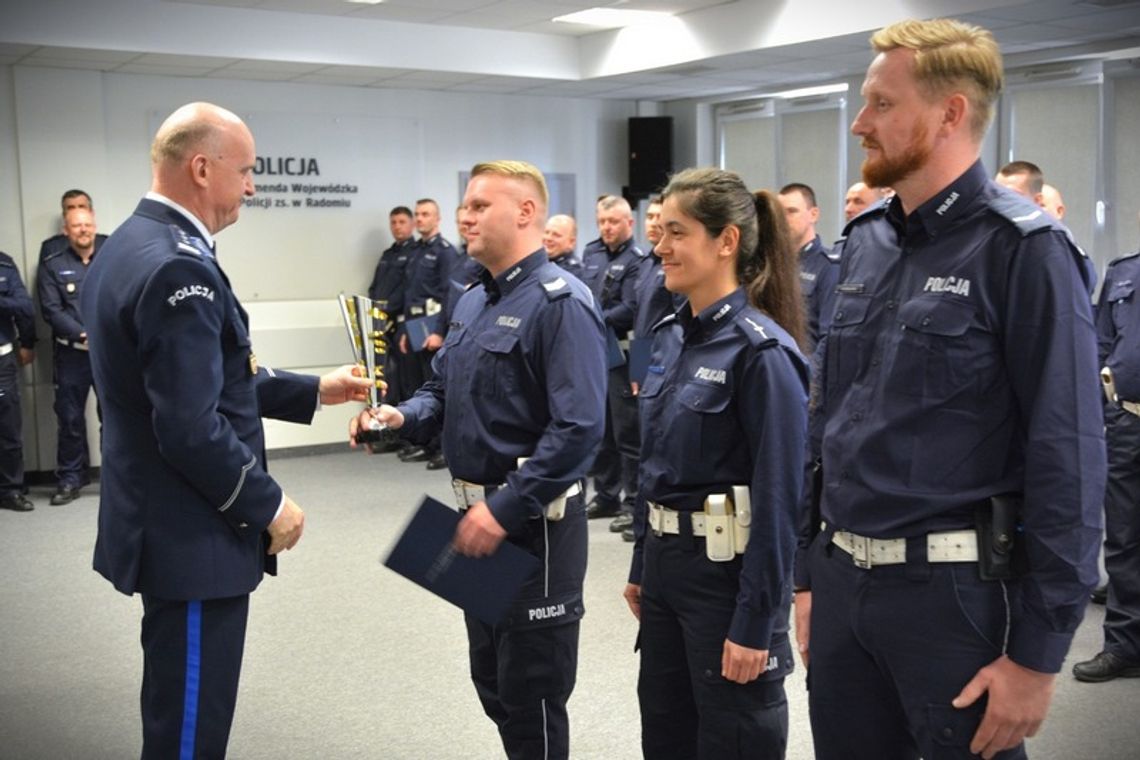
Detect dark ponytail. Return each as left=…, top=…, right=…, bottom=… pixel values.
left=747, top=190, right=806, bottom=352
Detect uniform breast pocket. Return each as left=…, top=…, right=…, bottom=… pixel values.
left=888, top=296, right=993, bottom=400
left=223, top=314, right=256, bottom=388
left=472, top=330, right=520, bottom=397
left=676, top=381, right=734, bottom=456
left=826, top=293, right=873, bottom=387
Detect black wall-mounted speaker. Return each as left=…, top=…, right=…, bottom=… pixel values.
left=629, top=116, right=673, bottom=195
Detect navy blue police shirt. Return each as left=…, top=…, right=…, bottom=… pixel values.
left=590, top=238, right=647, bottom=340
left=81, top=197, right=319, bottom=601
left=368, top=237, right=414, bottom=317
left=631, top=287, right=809, bottom=650
left=404, top=233, right=459, bottom=318
left=811, top=160, right=1105, bottom=673
left=632, top=250, right=681, bottom=339
left=0, top=252, right=36, bottom=348
left=1097, top=248, right=1140, bottom=400
left=398, top=249, right=607, bottom=535
left=579, top=237, right=608, bottom=290
left=39, top=240, right=102, bottom=341
left=550, top=252, right=582, bottom=280
left=798, top=234, right=840, bottom=347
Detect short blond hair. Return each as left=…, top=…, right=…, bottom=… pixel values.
left=871, top=18, right=1003, bottom=142
left=470, top=160, right=549, bottom=210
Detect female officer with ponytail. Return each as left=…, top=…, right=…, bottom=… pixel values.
left=623, top=168, right=809, bottom=759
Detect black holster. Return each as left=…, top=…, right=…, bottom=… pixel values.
left=975, top=494, right=1026, bottom=581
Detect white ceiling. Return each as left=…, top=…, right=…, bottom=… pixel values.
left=0, top=0, right=1138, bottom=101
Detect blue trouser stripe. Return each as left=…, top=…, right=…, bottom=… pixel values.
left=179, top=600, right=203, bottom=760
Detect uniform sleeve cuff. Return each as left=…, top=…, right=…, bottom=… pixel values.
left=1007, top=620, right=1076, bottom=674
left=728, top=606, right=775, bottom=650
left=486, top=488, right=529, bottom=535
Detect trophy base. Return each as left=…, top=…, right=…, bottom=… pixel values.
left=356, top=426, right=399, bottom=447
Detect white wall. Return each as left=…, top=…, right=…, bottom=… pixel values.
left=5, top=64, right=635, bottom=466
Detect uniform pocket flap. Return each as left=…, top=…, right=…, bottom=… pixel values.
left=473, top=330, right=519, bottom=355
left=677, top=382, right=731, bottom=414
left=898, top=297, right=972, bottom=338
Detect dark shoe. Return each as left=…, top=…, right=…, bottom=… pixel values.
left=426, top=453, right=448, bottom=471
left=50, top=486, right=81, bottom=506
left=399, top=446, right=431, bottom=462
left=622, top=527, right=635, bottom=542
left=0, top=494, right=34, bottom=512
left=586, top=497, right=620, bottom=520
left=1073, top=651, right=1140, bottom=682
left=1091, top=584, right=1108, bottom=605
left=609, top=513, right=633, bottom=532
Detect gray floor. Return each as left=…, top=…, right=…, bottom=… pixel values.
left=1, top=449, right=1138, bottom=759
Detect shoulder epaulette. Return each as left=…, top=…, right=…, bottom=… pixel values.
left=824, top=244, right=842, bottom=263
left=631, top=245, right=648, bottom=258
left=540, top=272, right=572, bottom=301
left=168, top=225, right=205, bottom=258
left=988, top=195, right=1056, bottom=237
left=651, top=312, right=678, bottom=333
left=1108, top=250, right=1140, bottom=268
left=841, top=200, right=889, bottom=237
left=733, top=310, right=779, bottom=348
left=41, top=249, right=66, bottom=263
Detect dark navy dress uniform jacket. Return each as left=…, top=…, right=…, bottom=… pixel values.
left=632, top=288, right=809, bottom=650
left=1098, top=249, right=1140, bottom=399
left=399, top=249, right=607, bottom=535
left=368, top=238, right=414, bottom=316
left=80, top=198, right=318, bottom=601
left=809, top=160, right=1105, bottom=673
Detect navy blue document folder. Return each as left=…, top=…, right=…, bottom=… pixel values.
left=404, top=314, right=440, bottom=351
left=383, top=495, right=541, bottom=625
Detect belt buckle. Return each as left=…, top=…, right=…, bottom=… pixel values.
left=849, top=534, right=872, bottom=569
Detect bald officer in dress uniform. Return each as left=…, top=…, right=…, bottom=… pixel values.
left=356, top=160, right=606, bottom=759
left=80, top=102, right=370, bottom=759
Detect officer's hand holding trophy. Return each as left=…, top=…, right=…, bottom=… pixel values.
left=337, top=293, right=395, bottom=446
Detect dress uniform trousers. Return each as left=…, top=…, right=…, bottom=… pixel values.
left=0, top=350, right=23, bottom=495
left=638, top=526, right=789, bottom=760
left=806, top=533, right=1026, bottom=760
left=1103, top=404, right=1140, bottom=662
left=140, top=594, right=250, bottom=760
left=465, top=494, right=586, bottom=760
left=52, top=344, right=93, bottom=487
left=593, top=365, right=640, bottom=513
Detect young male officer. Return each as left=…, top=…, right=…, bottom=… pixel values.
left=356, top=160, right=606, bottom=760
left=81, top=101, right=369, bottom=758
left=798, top=19, right=1104, bottom=760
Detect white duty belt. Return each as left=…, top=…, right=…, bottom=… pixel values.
left=0, top=343, right=12, bottom=356
left=56, top=337, right=88, bottom=351
left=452, top=477, right=580, bottom=521
left=828, top=524, right=978, bottom=568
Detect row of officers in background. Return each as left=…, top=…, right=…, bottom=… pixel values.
left=0, top=189, right=107, bottom=512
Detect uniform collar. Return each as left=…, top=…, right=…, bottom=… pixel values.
left=887, top=160, right=988, bottom=241
left=145, top=191, right=215, bottom=249
left=481, top=249, right=547, bottom=304
left=799, top=235, right=823, bottom=257
left=678, top=287, right=747, bottom=340
left=419, top=232, right=441, bottom=246
left=607, top=237, right=632, bottom=258
left=551, top=252, right=574, bottom=266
